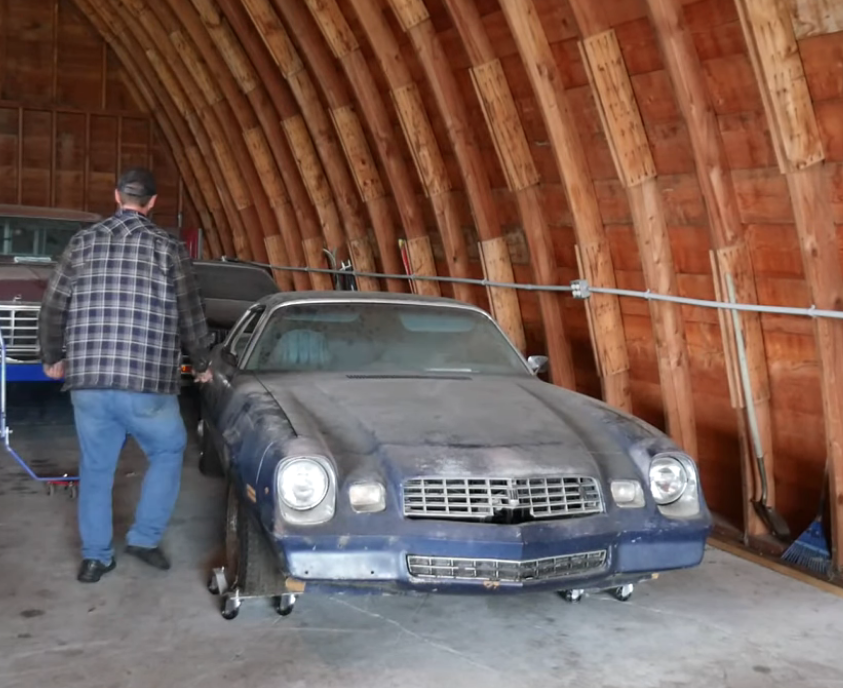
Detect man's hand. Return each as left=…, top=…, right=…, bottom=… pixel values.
left=193, top=367, right=213, bottom=384
left=43, top=361, right=65, bottom=380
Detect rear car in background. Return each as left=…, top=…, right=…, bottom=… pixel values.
left=180, top=259, right=280, bottom=385
left=0, top=205, right=102, bottom=383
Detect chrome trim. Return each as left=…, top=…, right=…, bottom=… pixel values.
left=407, top=550, right=608, bottom=582
left=403, top=475, right=604, bottom=521
left=0, top=304, right=40, bottom=360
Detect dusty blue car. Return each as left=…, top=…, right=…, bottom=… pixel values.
left=197, top=291, right=712, bottom=620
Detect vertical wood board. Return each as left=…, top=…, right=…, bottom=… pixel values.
left=282, top=114, right=334, bottom=206
left=469, top=58, right=541, bottom=192
left=478, top=236, right=527, bottom=353
left=580, top=29, right=656, bottom=188
left=304, top=0, right=359, bottom=59
left=329, top=105, right=385, bottom=202
left=240, top=0, right=304, bottom=77
left=789, top=0, right=843, bottom=39
left=737, top=0, right=825, bottom=172
left=390, top=82, right=452, bottom=197
left=242, top=125, right=288, bottom=205
left=389, top=0, right=430, bottom=31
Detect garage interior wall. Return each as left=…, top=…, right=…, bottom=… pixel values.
left=2, top=0, right=843, bottom=573
left=0, top=0, right=202, bottom=234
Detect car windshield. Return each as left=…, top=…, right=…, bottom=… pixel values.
left=1, top=215, right=92, bottom=259
left=243, top=301, right=529, bottom=376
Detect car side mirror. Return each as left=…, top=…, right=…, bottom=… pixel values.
left=527, top=355, right=549, bottom=376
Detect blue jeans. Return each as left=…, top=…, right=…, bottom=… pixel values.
left=70, top=389, right=188, bottom=564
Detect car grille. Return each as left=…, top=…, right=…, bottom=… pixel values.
left=403, top=476, right=603, bottom=522
left=0, top=306, right=40, bottom=360
left=407, top=550, right=608, bottom=583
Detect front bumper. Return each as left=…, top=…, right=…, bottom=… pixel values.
left=268, top=512, right=711, bottom=596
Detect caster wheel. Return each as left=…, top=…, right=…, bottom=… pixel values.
left=613, top=584, right=634, bottom=602
left=220, top=591, right=241, bottom=620
left=207, top=567, right=228, bottom=596
left=274, top=593, right=296, bottom=616
left=560, top=589, right=584, bottom=603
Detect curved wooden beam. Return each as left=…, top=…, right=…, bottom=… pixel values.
left=437, top=0, right=574, bottom=381
left=160, top=0, right=303, bottom=290
left=268, top=0, right=399, bottom=293
left=313, top=0, right=474, bottom=306
left=301, top=0, right=441, bottom=297
left=93, top=0, right=249, bottom=258
left=569, top=2, right=696, bottom=454
left=83, top=0, right=236, bottom=258
left=645, top=0, right=778, bottom=538
left=113, top=0, right=269, bottom=263
left=385, top=0, right=526, bottom=351
left=239, top=0, right=372, bottom=289
left=497, top=0, right=631, bottom=411
left=216, top=0, right=335, bottom=291
left=736, top=0, right=843, bottom=569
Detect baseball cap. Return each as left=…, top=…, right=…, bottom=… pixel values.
left=116, top=167, right=157, bottom=197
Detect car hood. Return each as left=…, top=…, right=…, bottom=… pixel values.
left=0, top=264, right=55, bottom=303
left=259, top=374, right=641, bottom=481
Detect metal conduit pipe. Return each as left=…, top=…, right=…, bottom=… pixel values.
left=240, top=259, right=843, bottom=321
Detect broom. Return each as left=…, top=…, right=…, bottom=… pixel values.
left=781, top=460, right=832, bottom=577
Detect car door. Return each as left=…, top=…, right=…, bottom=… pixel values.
left=201, top=304, right=265, bottom=461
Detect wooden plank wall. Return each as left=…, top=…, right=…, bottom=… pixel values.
left=0, top=0, right=197, bottom=234
left=5, top=0, right=841, bottom=547
left=337, top=0, right=841, bottom=534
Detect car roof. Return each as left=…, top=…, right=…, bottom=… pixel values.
left=257, top=289, right=488, bottom=313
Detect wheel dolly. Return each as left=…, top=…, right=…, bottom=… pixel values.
left=0, top=331, right=79, bottom=498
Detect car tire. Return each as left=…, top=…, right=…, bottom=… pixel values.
left=224, top=480, right=287, bottom=599
left=198, top=420, right=225, bottom=477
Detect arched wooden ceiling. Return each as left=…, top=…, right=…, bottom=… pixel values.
left=30, top=0, right=843, bottom=573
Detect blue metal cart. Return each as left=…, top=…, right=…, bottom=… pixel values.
left=1, top=330, right=78, bottom=497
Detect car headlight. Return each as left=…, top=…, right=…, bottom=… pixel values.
left=349, top=482, right=386, bottom=513
left=649, top=456, right=688, bottom=505
left=278, top=457, right=329, bottom=510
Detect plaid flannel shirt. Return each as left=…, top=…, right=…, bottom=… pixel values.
left=38, top=208, right=212, bottom=395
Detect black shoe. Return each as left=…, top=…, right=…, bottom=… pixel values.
left=77, top=558, right=116, bottom=583
left=125, top=545, right=171, bottom=570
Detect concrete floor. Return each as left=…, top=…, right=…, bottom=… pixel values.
left=1, top=391, right=842, bottom=688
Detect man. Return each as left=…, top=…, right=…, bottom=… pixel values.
left=38, top=167, right=214, bottom=584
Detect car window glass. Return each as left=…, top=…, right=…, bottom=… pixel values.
left=243, top=302, right=527, bottom=376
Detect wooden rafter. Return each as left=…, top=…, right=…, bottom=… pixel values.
left=104, top=0, right=259, bottom=260
left=171, top=0, right=306, bottom=290
left=570, top=3, right=696, bottom=455
left=440, top=0, right=575, bottom=383
left=83, top=0, right=237, bottom=256
left=217, top=0, right=333, bottom=290
left=303, top=0, right=442, bottom=297
left=240, top=0, right=374, bottom=288
left=497, top=0, right=631, bottom=411
left=275, top=1, right=412, bottom=293
left=386, top=0, right=527, bottom=354
left=256, top=0, right=381, bottom=290
left=345, top=0, right=476, bottom=306
left=645, top=0, right=779, bottom=539
left=736, top=0, right=843, bottom=571
left=139, top=0, right=280, bottom=267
